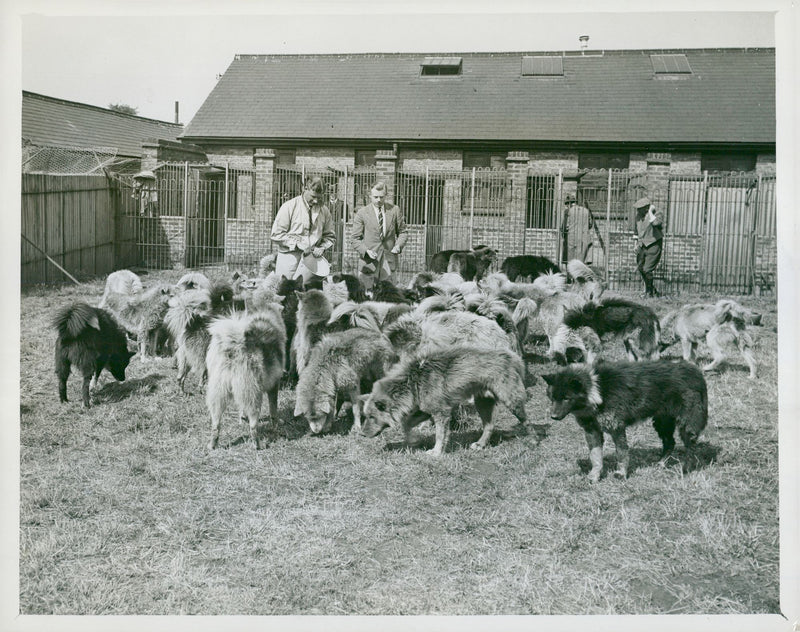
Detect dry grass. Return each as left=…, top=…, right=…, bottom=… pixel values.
left=18, top=273, right=780, bottom=616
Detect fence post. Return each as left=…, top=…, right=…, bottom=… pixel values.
left=699, top=170, right=709, bottom=290
left=469, top=167, right=476, bottom=247
left=555, top=169, right=563, bottom=264
left=342, top=165, right=348, bottom=271
left=605, top=169, right=612, bottom=283
left=183, top=161, right=189, bottom=267
left=747, top=174, right=762, bottom=294
left=423, top=167, right=430, bottom=263
left=224, top=162, right=229, bottom=220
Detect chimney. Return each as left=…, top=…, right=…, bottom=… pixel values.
left=174, top=101, right=180, bottom=124
left=579, top=35, right=589, bottom=53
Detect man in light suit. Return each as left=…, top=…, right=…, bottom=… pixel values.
left=351, top=181, right=408, bottom=289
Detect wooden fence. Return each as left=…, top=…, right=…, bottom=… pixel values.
left=21, top=174, right=122, bottom=286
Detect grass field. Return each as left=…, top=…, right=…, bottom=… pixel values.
left=17, top=272, right=780, bottom=616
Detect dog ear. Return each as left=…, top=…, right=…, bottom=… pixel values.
left=317, top=399, right=331, bottom=414
left=87, top=314, right=101, bottom=331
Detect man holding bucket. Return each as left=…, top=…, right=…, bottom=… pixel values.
left=270, top=176, right=336, bottom=282
left=351, top=181, right=408, bottom=290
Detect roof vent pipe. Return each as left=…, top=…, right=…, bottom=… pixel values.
left=579, top=35, right=589, bottom=54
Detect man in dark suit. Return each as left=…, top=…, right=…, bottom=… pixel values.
left=351, top=181, right=408, bottom=289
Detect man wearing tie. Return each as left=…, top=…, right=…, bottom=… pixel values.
left=351, top=181, right=408, bottom=289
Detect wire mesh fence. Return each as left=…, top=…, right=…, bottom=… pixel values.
left=113, top=163, right=776, bottom=295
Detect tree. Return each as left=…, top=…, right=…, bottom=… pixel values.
left=108, top=103, right=138, bottom=115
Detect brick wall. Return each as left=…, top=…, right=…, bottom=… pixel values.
left=224, top=219, right=272, bottom=268
left=159, top=216, right=186, bottom=268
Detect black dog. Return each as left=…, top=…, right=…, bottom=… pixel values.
left=331, top=273, right=367, bottom=303
left=429, top=245, right=496, bottom=281
left=542, top=359, right=708, bottom=482
left=500, top=255, right=560, bottom=282
left=53, top=302, right=135, bottom=408
left=372, top=279, right=416, bottom=304
left=562, top=297, right=661, bottom=361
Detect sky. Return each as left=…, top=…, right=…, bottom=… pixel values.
left=13, top=3, right=780, bottom=125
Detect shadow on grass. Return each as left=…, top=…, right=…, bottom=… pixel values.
left=576, top=441, right=720, bottom=480
left=380, top=421, right=546, bottom=454
left=93, top=373, right=166, bottom=404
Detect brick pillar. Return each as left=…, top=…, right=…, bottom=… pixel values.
left=646, top=154, right=671, bottom=212
left=505, top=151, right=530, bottom=254
left=254, top=148, right=276, bottom=222
left=375, top=148, right=398, bottom=202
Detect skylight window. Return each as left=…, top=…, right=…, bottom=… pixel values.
left=521, top=56, right=564, bottom=76
left=651, top=54, right=692, bottom=74
left=420, top=57, right=462, bottom=76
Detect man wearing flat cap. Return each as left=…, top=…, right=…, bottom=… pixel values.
left=632, top=196, right=664, bottom=297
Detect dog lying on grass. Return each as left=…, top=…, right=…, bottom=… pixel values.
left=542, top=359, right=708, bottom=482
left=205, top=304, right=286, bottom=449
left=294, top=328, right=398, bottom=435
left=361, top=346, right=529, bottom=456
left=53, top=302, right=135, bottom=408
left=660, top=299, right=759, bottom=379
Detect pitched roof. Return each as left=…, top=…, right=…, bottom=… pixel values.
left=182, top=48, right=775, bottom=147
left=22, top=91, right=184, bottom=158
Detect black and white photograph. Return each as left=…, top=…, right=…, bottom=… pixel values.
left=2, top=1, right=797, bottom=630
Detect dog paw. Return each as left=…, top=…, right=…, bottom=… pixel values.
left=469, top=441, right=485, bottom=450
left=613, top=468, right=627, bottom=479
left=587, top=471, right=601, bottom=483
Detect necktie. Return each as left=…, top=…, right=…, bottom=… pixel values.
left=378, top=206, right=384, bottom=238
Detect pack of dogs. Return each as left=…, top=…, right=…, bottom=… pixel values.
left=52, top=247, right=765, bottom=482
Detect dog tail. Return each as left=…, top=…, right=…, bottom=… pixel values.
left=416, top=292, right=465, bottom=315
left=165, top=289, right=212, bottom=341
left=562, top=302, right=596, bottom=330
left=53, top=302, right=102, bottom=339
left=533, top=271, right=567, bottom=295
left=328, top=301, right=381, bottom=332
left=566, top=259, right=595, bottom=282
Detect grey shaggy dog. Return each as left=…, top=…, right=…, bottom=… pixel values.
left=384, top=310, right=518, bottom=363
left=98, top=269, right=143, bottom=309
left=291, top=290, right=334, bottom=377
left=294, top=328, right=398, bottom=435
left=660, top=299, right=759, bottom=379
left=205, top=304, right=286, bottom=449
left=361, top=346, right=529, bottom=456
left=542, top=359, right=708, bottom=482
left=102, top=282, right=175, bottom=360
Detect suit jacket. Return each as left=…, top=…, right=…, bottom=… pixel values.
left=351, top=202, right=408, bottom=271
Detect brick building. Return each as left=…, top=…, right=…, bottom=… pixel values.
left=141, top=48, right=776, bottom=293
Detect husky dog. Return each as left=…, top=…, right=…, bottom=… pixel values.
left=294, top=328, right=398, bottom=435
left=205, top=304, right=286, bottom=449
left=560, top=297, right=661, bottom=362
left=98, top=270, right=143, bottom=309
left=361, top=346, right=529, bottom=456
left=660, top=299, right=760, bottom=378
left=429, top=245, right=497, bottom=281
left=385, top=310, right=518, bottom=363
left=542, top=360, right=708, bottom=482
left=165, top=282, right=246, bottom=392
left=53, top=302, right=135, bottom=408
left=176, top=271, right=212, bottom=293
left=372, top=279, right=416, bottom=304
left=331, top=273, right=367, bottom=303
left=102, top=283, right=175, bottom=360
left=258, top=253, right=278, bottom=277
left=500, top=255, right=560, bottom=282
left=292, top=290, right=334, bottom=376
left=322, top=279, right=350, bottom=308
left=565, top=260, right=605, bottom=303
